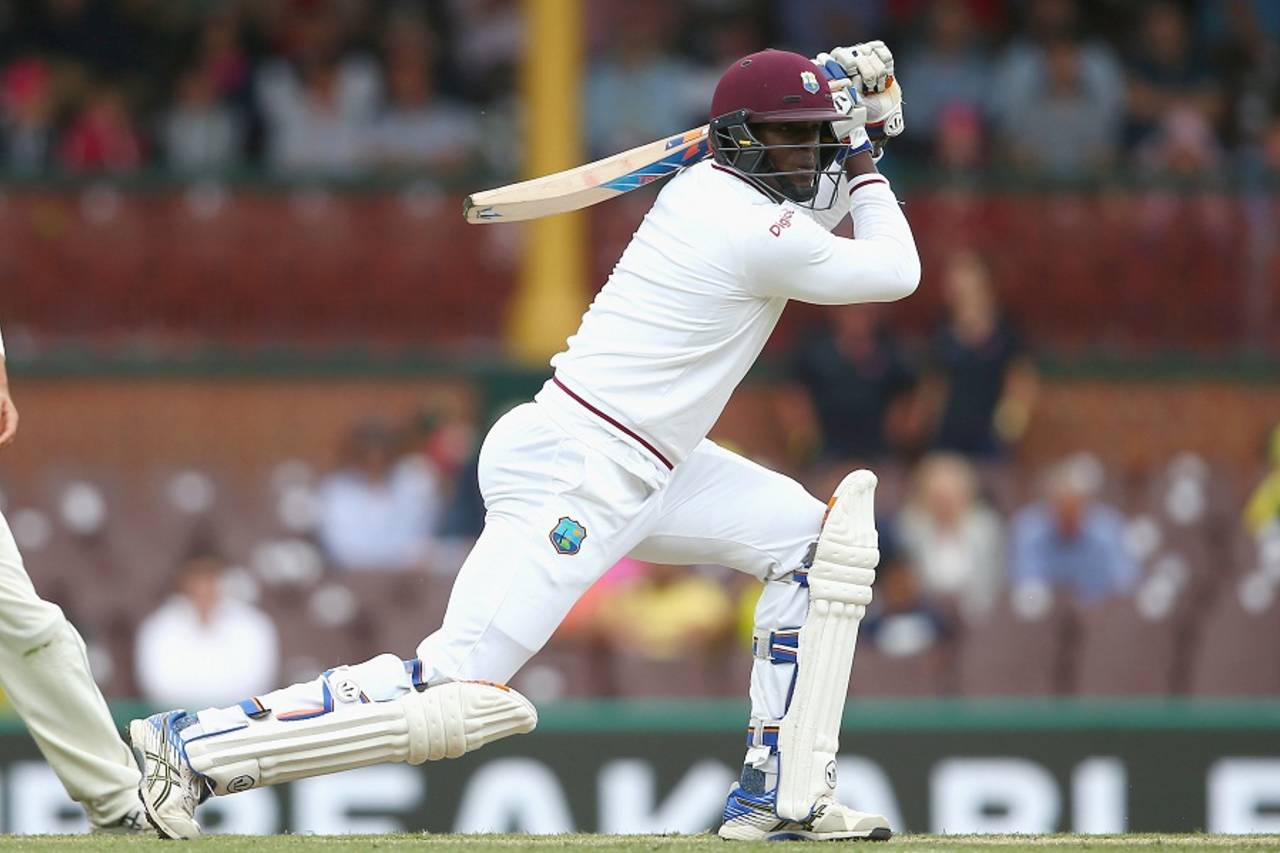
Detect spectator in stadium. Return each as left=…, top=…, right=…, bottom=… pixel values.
left=316, top=419, right=442, bottom=571
left=57, top=83, right=145, bottom=173
left=593, top=561, right=735, bottom=661
left=192, top=10, right=253, bottom=105
left=1135, top=103, right=1226, bottom=177
left=436, top=450, right=485, bottom=546
left=584, top=3, right=708, bottom=158
left=1000, top=35, right=1123, bottom=177
left=682, top=10, right=767, bottom=122
left=782, top=304, right=920, bottom=465
left=0, top=56, right=58, bottom=174
left=160, top=63, right=246, bottom=173
left=933, top=101, right=986, bottom=176
left=405, top=406, right=476, bottom=498
left=447, top=0, right=524, bottom=103
left=859, top=523, right=953, bottom=657
left=1244, top=424, right=1280, bottom=535
left=364, top=11, right=482, bottom=173
left=1209, top=0, right=1280, bottom=155
left=921, top=250, right=1037, bottom=458
left=991, top=0, right=1125, bottom=151
left=773, top=0, right=890, bottom=56
left=254, top=6, right=380, bottom=175
left=1266, top=106, right=1280, bottom=172
left=897, top=453, right=1004, bottom=618
left=1009, top=455, right=1138, bottom=606
left=134, top=550, right=278, bottom=709
left=899, top=0, right=988, bottom=161
left=403, top=407, right=480, bottom=573
left=1125, top=1, right=1222, bottom=151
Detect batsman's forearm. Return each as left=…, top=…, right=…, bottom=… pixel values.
left=854, top=181, right=919, bottom=299
left=810, top=177, right=919, bottom=304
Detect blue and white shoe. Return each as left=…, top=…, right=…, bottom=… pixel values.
left=127, top=710, right=210, bottom=840
left=717, top=778, right=891, bottom=841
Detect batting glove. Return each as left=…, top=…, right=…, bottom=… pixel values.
left=828, top=83, right=871, bottom=156
left=815, top=41, right=905, bottom=155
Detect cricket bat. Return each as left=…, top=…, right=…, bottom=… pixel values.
left=463, top=125, right=710, bottom=224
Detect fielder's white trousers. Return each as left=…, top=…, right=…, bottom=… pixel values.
left=0, top=513, right=141, bottom=825
left=417, top=401, right=820, bottom=726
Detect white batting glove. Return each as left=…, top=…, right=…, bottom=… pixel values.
left=815, top=41, right=905, bottom=153
left=817, top=42, right=893, bottom=92
left=829, top=84, right=871, bottom=155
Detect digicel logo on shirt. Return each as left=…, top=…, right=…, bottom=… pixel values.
left=769, top=208, right=795, bottom=237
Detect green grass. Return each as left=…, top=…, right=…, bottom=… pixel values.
left=0, top=835, right=1274, bottom=852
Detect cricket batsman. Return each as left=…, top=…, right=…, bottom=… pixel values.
left=131, top=43, right=916, bottom=841
left=0, top=326, right=148, bottom=832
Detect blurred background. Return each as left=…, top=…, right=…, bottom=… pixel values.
left=0, top=0, right=1279, bottom=836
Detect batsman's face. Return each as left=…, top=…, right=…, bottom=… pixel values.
left=753, top=122, right=820, bottom=174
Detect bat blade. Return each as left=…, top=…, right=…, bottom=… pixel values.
left=463, top=125, right=710, bottom=224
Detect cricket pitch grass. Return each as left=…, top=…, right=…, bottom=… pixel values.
left=0, top=835, right=1274, bottom=852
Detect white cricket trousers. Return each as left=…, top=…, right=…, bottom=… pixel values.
left=0, top=513, right=140, bottom=825
left=416, top=401, right=823, bottom=726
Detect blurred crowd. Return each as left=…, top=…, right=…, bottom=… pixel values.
left=6, top=243, right=1279, bottom=708
left=12, top=386, right=1273, bottom=708
left=1, top=0, right=1279, bottom=180
left=2, top=0, right=1278, bottom=711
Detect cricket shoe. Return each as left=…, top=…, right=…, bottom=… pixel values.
left=717, top=782, right=891, bottom=841
left=90, top=804, right=152, bottom=834
left=128, top=710, right=211, bottom=840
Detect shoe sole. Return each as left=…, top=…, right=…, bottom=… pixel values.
left=762, top=826, right=892, bottom=842
left=719, top=823, right=892, bottom=842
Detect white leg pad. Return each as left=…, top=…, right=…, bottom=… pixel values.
left=775, top=470, right=878, bottom=821
left=187, top=678, right=537, bottom=795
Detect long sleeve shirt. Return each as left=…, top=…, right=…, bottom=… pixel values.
left=537, top=159, right=919, bottom=483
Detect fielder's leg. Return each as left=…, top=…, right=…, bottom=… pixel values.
left=0, top=513, right=147, bottom=832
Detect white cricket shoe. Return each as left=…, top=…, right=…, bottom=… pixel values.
left=718, top=782, right=891, bottom=841
left=128, top=710, right=210, bottom=840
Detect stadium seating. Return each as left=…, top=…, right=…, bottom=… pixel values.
left=3, top=191, right=1266, bottom=351
left=0, top=381, right=1270, bottom=701
left=956, top=587, right=1072, bottom=696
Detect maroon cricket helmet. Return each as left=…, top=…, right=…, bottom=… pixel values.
left=709, top=48, right=844, bottom=124
left=707, top=49, right=847, bottom=206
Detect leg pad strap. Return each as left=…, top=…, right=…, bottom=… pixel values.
left=751, top=628, right=800, bottom=665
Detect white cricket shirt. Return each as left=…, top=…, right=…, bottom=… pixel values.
left=536, top=159, right=919, bottom=485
